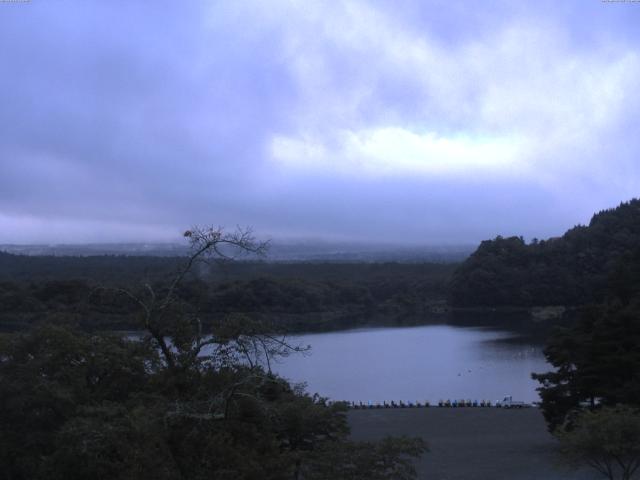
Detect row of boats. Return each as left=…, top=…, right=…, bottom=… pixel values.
left=348, top=396, right=531, bottom=409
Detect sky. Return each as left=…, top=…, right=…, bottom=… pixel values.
left=1, top=0, right=640, bottom=245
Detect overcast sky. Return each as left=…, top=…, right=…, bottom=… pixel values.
left=1, top=1, right=639, bottom=245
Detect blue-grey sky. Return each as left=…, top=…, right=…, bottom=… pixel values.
left=1, top=1, right=639, bottom=244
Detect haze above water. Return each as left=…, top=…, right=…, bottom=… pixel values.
left=274, top=325, right=549, bottom=404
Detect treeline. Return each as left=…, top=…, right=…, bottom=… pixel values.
left=449, top=198, right=640, bottom=307
left=0, top=251, right=181, bottom=284
left=0, top=255, right=456, bottom=332
left=533, top=245, right=640, bottom=431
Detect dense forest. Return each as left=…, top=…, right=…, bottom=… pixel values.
left=0, top=252, right=455, bottom=333
left=0, top=229, right=427, bottom=479
left=532, top=244, right=640, bottom=432
left=449, top=199, right=640, bottom=307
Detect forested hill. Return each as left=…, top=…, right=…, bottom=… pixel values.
left=0, top=252, right=455, bottom=332
left=449, top=198, right=640, bottom=307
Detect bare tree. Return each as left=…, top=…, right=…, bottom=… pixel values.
left=105, top=226, right=306, bottom=373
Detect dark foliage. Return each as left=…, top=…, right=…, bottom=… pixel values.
left=532, top=247, right=640, bottom=431
left=0, top=256, right=455, bottom=333
left=556, top=406, right=640, bottom=480
left=0, top=324, right=367, bottom=479
left=0, top=320, right=428, bottom=479
left=0, top=226, right=427, bottom=478
left=450, top=198, right=640, bottom=307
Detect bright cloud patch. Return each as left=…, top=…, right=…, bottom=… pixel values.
left=271, top=128, right=524, bottom=177
left=258, top=1, right=640, bottom=185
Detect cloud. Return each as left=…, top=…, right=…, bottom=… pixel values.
left=271, top=129, right=524, bottom=177
left=0, top=0, right=639, bottom=244
left=261, top=3, right=640, bottom=187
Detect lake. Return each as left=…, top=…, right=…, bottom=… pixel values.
left=272, top=325, right=549, bottom=404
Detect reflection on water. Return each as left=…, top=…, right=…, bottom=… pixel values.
left=273, top=325, right=549, bottom=403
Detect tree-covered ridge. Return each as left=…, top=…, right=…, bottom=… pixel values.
left=449, top=198, right=640, bottom=307
left=0, top=256, right=454, bottom=333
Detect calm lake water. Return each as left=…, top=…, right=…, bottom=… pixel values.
left=272, top=325, right=549, bottom=404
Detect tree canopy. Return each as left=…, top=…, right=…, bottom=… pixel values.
left=450, top=199, right=640, bottom=307
left=0, top=226, right=427, bottom=479
left=532, top=245, right=640, bottom=431
left=556, top=406, right=640, bottom=480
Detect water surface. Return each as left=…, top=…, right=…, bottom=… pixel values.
left=273, top=325, right=549, bottom=404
